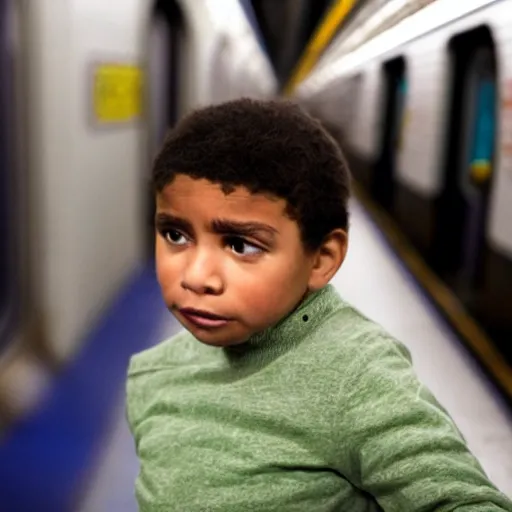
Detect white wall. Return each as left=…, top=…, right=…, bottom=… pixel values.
left=23, top=0, right=277, bottom=365
left=25, top=0, right=145, bottom=363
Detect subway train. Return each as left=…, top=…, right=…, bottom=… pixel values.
left=0, top=0, right=276, bottom=427
left=291, top=0, right=512, bottom=394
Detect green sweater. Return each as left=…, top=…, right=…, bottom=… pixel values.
left=126, top=284, right=512, bottom=511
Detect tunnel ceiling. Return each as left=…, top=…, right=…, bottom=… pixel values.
left=249, top=0, right=334, bottom=84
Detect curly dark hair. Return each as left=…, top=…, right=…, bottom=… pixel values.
left=152, top=98, right=351, bottom=251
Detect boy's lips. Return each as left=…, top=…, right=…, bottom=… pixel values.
left=178, top=307, right=231, bottom=328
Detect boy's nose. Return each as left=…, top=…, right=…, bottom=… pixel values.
left=180, top=251, right=223, bottom=295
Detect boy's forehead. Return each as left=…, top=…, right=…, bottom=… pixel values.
left=157, top=175, right=287, bottom=217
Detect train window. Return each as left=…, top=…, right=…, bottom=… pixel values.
left=149, top=0, right=184, bottom=156
left=147, top=0, right=185, bottom=256
left=346, top=73, right=363, bottom=129
left=436, top=27, right=497, bottom=292
left=374, top=56, right=407, bottom=211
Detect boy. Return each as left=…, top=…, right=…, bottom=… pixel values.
left=126, top=98, right=512, bottom=511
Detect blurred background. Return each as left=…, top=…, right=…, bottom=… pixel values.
left=0, top=0, right=510, bottom=510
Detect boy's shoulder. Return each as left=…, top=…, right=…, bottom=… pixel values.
left=297, top=291, right=417, bottom=394
left=127, top=328, right=201, bottom=377
left=310, top=292, right=412, bottom=367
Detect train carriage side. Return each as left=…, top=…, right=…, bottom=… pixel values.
left=295, top=0, right=512, bottom=393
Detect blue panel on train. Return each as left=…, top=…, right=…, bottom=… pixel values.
left=395, top=76, right=408, bottom=149
left=470, top=79, right=496, bottom=166
left=399, top=76, right=408, bottom=96
left=398, top=76, right=408, bottom=122
left=238, top=0, right=268, bottom=54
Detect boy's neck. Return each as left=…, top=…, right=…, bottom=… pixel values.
left=222, top=285, right=338, bottom=366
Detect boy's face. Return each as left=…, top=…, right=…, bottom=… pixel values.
left=154, top=174, right=320, bottom=347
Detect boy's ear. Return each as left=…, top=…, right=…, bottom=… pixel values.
left=307, top=229, right=348, bottom=291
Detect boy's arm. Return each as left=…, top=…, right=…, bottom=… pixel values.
left=339, top=335, right=512, bottom=511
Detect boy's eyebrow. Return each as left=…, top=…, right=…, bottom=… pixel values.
left=155, top=213, right=193, bottom=233
left=211, top=219, right=279, bottom=237
left=155, top=213, right=278, bottom=237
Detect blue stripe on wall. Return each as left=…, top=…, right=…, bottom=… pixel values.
left=0, top=264, right=179, bottom=512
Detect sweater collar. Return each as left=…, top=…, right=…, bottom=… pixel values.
left=223, top=284, right=346, bottom=364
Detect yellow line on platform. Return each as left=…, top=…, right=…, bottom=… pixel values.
left=352, top=182, right=512, bottom=400
left=283, top=0, right=357, bottom=95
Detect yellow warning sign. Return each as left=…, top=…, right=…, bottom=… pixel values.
left=93, top=64, right=142, bottom=123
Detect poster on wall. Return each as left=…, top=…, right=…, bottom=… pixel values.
left=91, top=63, right=143, bottom=126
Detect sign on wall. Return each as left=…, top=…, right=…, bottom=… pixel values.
left=92, top=63, right=143, bottom=124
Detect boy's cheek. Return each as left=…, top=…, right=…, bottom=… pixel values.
left=155, top=244, right=178, bottom=292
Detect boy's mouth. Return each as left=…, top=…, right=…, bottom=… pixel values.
left=178, top=307, right=231, bottom=328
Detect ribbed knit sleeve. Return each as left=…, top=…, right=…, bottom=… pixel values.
left=339, top=334, right=512, bottom=511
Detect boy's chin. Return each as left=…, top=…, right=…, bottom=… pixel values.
left=192, top=331, right=249, bottom=348
left=179, top=322, right=251, bottom=347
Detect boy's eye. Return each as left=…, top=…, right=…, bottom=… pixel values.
left=227, top=237, right=263, bottom=256
left=165, top=229, right=187, bottom=245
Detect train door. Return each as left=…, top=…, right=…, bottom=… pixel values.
left=146, top=0, right=184, bottom=256
left=0, top=0, right=18, bottom=352
left=436, top=28, right=496, bottom=297
left=374, top=57, right=406, bottom=211
left=346, top=74, right=363, bottom=142
left=149, top=15, right=171, bottom=157
left=460, top=49, right=495, bottom=290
